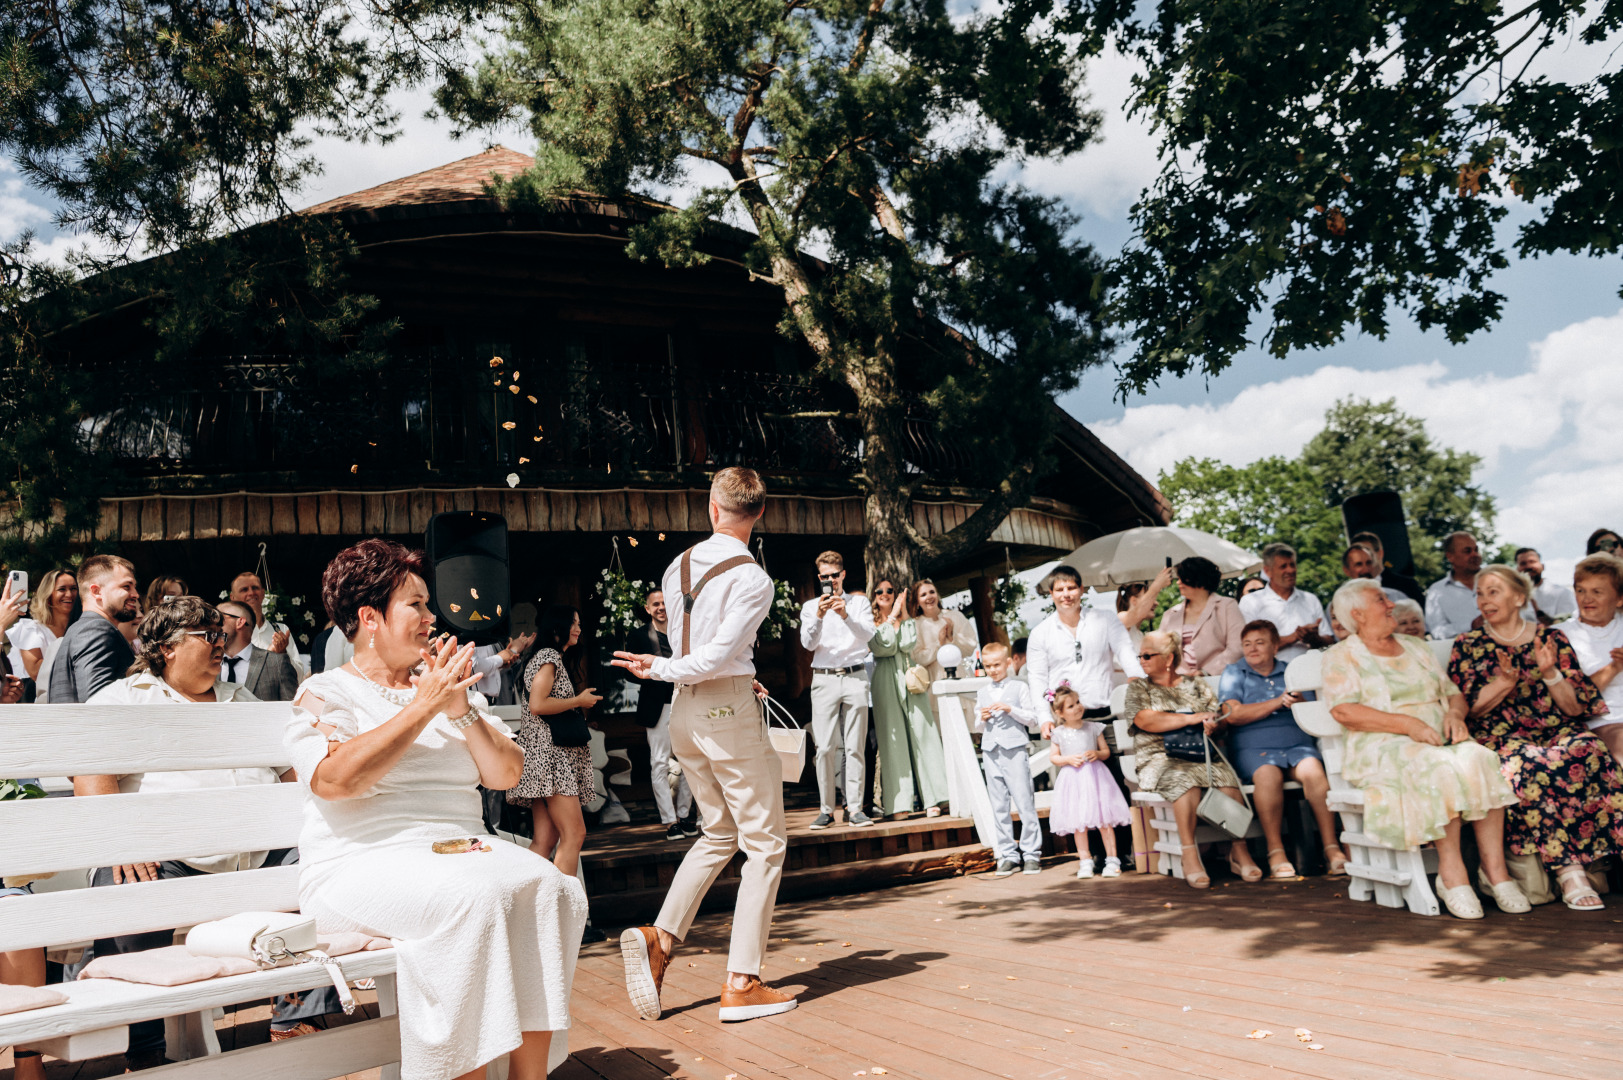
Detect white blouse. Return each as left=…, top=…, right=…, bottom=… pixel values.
left=5, top=618, right=57, bottom=654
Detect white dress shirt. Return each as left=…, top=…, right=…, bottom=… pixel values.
left=1533, top=581, right=1578, bottom=621
left=1239, top=584, right=1333, bottom=663
left=221, top=642, right=254, bottom=685
left=1424, top=574, right=1480, bottom=640
left=652, top=534, right=774, bottom=684
left=1025, top=608, right=1143, bottom=710
left=1559, top=615, right=1623, bottom=730
left=799, top=592, right=876, bottom=669
left=470, top=644, right=506, bottom=698
left=974, top=676, right=1040, bottom=749
left=252, top=618, right=308, bottom=679
left=86, top=672, right=275, bottom=873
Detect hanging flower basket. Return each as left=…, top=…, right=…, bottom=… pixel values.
left=594, top=568, right=799, bottom=642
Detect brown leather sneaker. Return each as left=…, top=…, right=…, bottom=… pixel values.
left=718, top=976, right=799, bottom=1021
left=620, top=926, right=671, bottom=1020
left=269, top=1022, right=321, bottom=1042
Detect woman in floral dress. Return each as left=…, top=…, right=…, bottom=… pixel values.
left=1448, top=565, right=1623, bottom=911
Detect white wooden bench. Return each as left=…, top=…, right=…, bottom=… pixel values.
left=0, top=702, right=408, bottom=1078
left=1285, top=652, right=1440, bottom=916
left=1111, top=680, right=1298, bottom=880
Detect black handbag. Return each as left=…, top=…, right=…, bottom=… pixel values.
left=546, top=710, right=592, bottom=748
left=1161, top=714, right=1208, bottom=762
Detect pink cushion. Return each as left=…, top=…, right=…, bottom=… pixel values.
left=0, top=983, right=68, bottom=1016
left=79, top=945, right=259, bottom=986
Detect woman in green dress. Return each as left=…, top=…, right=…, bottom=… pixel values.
left=869, top=579, right=949, bottom=819
left=1321, top=578, right=1524, bottom=919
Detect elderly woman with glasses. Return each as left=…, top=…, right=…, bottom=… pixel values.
left=1322, top=578, right=1523, bottom=919
left=1126, top=630, right=1263, bottom=889
left=78, top=596, right=342, bottom=1063
left=869, top=579, right=949, bottom=819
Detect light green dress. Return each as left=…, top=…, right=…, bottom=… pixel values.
left=1320, top=635, right=1516, bottom=849
left=871, top=619, right=949, bottom=815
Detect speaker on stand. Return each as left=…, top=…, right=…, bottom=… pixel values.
left=1340, top=491, right=1415, bottom=578
left=425, top=511, right=511, bottom=647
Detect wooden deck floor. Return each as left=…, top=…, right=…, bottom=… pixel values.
left=10, top=861, right=1623, bottom=1080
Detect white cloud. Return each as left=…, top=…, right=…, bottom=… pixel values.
left=1088, top=309, right=1623, bottom=569
left=0, top=160, right=53, bottom=241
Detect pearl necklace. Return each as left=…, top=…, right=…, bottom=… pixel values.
left=1485, top=618, right=1530, bottom=646
left=348, top=664, right=416, bottom=705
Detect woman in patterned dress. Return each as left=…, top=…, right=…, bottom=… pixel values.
left=1448, top=564, right=1623, bottom=911
left=507, top=604, right=601, bottom=876
left=1322, top=579, right=1522, bottom=919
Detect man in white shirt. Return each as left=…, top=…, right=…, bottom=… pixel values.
left=1425, top=532, right=1484, bottom=639
left=1516, top=547, right=1577, bottom=622
left=612, top=467, right=796, bottom=1024
left=799, top=550, right=876, bottom=829
left=1026, top=564, right=1143, bottom=737
left=1239, top=543, right=1333, bottom=663
left=229, top=571, right=308, bottom=679
left=217, top=600, right=299, bottom=701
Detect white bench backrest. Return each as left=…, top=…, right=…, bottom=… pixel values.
left=0, top=703, right=303, bottom=953
left=1428, top=638, right=1453, bottom=667
left=1108, top=685, right=1134, bottom=787
left=1284, top=652, right=1345, bottom=777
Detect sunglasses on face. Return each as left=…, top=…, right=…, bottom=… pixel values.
left=818, top=573, right=841, bottom=581
left=1599, top=538, right=1621, bottom=553
left=1137, top=652, right=1163, bottom=661
left=187, top=629, right=228, bottom=646
left=874, top=587, right=895, bottom=595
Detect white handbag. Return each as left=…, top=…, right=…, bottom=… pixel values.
left=186, top=912, right=355, bottom=1014
left=764, top=697, right=808, bottom=784
left=1195, top=712, right=1254, bottom=840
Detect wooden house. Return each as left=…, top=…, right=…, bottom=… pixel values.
left=56, top=147, right=1168, bottom=674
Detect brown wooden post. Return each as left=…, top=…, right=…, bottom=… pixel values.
left=968, top=575, right=1005, bottom=647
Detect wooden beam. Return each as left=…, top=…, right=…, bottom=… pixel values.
left=163, top=499, right=192, bottom=541
left=550, top=491, right=576, bottom=532
left=340, top=494, right=363, bottom=535
left=96, top=502, right=120, bottom=542
left=318, top=494, right=341, bottom=535
left=476, top=490, right=502, bottom=516
left=364, top=494, right=387, bottom=534
left=220, top=496, right=245, bottom=539
left=139, top=499, right=164, bottom=542
left=245, top=496, right=272, bottom=537
left=502, top=491, right=528, bottom=531
left=408, top=491, right=431, bottom=534
left=279, top=497, right=305, bottom=536
left=526, top=490, right=550, bottom=531
left=385, top=493, right=409, bottom=535
left=193, top=498, right=219, bottom=540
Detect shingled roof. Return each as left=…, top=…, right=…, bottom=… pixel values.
left=302, top=146, right=536, bottom=215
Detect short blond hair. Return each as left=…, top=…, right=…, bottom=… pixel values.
left=1575, top=553, right=1623, bottom=595
left=711, top=467, right=767, bottom=516
left=815, top=550, right=844, bottom=570
left=1141, top=629, right=1181, bottom=669
left=1477, top=564, right=1532, bottom=605
left=980, top=641, right=1009, bottom=661
left=79, top=554, right=134, bottom=587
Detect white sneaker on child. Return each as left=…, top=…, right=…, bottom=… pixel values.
left=1075, top=858, right=1095, bottom=879
left=1101, top=857, right=1122, bottom=878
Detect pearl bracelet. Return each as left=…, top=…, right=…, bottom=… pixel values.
left=1542, top=672, right=1565, bottom=687
left=449, top=705, right=480, bottom=730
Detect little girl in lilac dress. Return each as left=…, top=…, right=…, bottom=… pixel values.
left=1047, top=684, right=1133, bottom=878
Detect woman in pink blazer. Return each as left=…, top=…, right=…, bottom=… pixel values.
left=1158, top=556, right=1245, bottom=676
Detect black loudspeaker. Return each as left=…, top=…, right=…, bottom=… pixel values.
left=425, top=511, right=510, bottom=646
left=1341, top=491, right=1415, bottom=578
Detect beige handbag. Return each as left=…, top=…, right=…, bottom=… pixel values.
left=1501, top=853, right=1555, bottom=906
left=904, top=664, right=932, bottom=696
left=186, top=913, right=355, bottom=1014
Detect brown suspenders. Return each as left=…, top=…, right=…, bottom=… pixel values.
left=677, top=545, right=759, bottom=656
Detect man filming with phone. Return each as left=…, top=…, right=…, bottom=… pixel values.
left=799, top=551, right=875, bottom=830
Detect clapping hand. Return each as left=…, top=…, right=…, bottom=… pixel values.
left=1492, top=648, right=1520, bottom=686
left=1, top=674, right=22, bottom=704
left=503, top=633, right=535, bottom=665
left=270, top=629, right=290, bottom=654
left=1533, top=632, right=1561, bottom=679
left=938, top=621, right=954, bottom=645
left=412, top=636, right=480, bottom=716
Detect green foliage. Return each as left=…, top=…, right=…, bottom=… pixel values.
left=0, top=0, right=482, bottom=563
left=1081, top=0, right=1622, bottom=390
left=440, top=0, right=1116, bottom=579
left=0, top=778, right=49, bottom=801
left=1158, top=398, right=1500, bottom=601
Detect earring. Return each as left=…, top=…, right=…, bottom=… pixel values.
left=368, top=632, right=376, bottom=650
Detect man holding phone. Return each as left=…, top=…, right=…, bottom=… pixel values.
left=799, top=551, right=876, bottom=829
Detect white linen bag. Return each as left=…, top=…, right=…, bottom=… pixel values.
left=764, top=697, right=808, bottom=784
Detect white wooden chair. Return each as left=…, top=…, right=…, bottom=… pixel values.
left=1110, top=680, right=1275, bottom=880
left=0, top=702, right=415, bottom=1078
left=1284, top=652, right=1440, bottom=916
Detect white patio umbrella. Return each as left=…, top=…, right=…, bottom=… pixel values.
left=1057, top=526, right=1262, bottom=589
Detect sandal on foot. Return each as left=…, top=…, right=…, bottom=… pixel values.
left=1228, top=850, right=1264, bottom=882
left=1323, top=845, right=1349, bottom=876
left=1475, top=873, right=1531, bottom=914
left=1181, top=844, right=1210, bottom=889
left=1557, top=865, right=1605, bottom=911
left=1434, top=874, right=1484, bottom=920
left=1266, top=847, right=1296, bottom=879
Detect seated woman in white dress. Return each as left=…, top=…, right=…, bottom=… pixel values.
left=285, top=539, right=588, bottom=1080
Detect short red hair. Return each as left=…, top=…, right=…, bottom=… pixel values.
left=322, top=539, right=429, bottom=638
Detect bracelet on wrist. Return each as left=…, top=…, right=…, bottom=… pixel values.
left=1542, top=671, right=1565, bottom=687
left=449, top=704, right=480, bottom=730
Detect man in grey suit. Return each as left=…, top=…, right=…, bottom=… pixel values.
left=49, top=555, right=140, bottom=704
left=217, top=600, right=299, bottom=701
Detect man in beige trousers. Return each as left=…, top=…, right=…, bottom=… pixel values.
left=611, top=467, right=797, bottom=1022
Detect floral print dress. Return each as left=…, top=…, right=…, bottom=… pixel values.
left=1125, top=677, right=1240, bottom=801
left=1448, top=628, right=1623, bottom=866
left=1321, top=635, right=1516, bottom=850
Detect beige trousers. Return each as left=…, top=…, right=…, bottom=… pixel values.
left=653, top=675, right=787, bottom=975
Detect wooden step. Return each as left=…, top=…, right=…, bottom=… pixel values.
left=586, top=842, right=995, bottom=925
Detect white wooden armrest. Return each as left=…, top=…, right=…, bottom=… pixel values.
left=0, top=949, right=398, bottom=1046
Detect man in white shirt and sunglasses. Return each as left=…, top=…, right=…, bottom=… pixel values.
left=1025, top=565, right=1144, bottom=739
